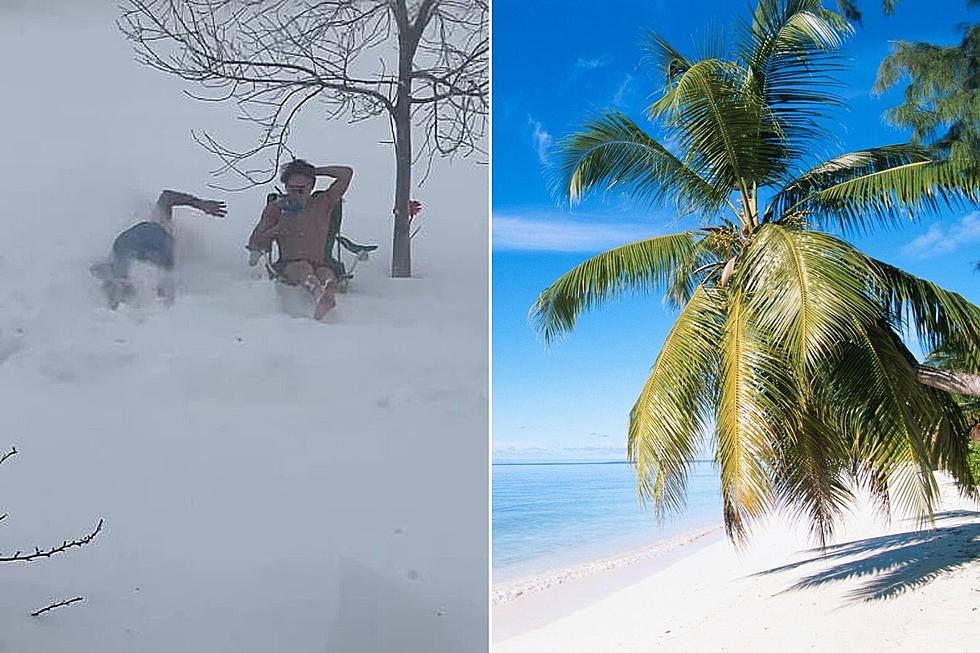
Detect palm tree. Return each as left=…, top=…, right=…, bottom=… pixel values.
left=926, top=343, right=980, bottom=427
left=532, top=0, right=980, bottom=544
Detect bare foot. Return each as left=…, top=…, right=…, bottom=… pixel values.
left=313, top=281, right=337, bottom=320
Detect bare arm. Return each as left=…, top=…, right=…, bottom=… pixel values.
left=314, top=166, right=354, bottom=198
left=156, top=190, right=227, bottom=218
left=247, top=203, right=281, bottom=252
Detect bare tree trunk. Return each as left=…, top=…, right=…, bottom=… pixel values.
left=391, top=94, right=413, bottom=278
left=916, top=364, right=980, bottom=397
left=390, top=0, right=421, bottom=279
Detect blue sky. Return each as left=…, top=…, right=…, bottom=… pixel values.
left=492, top=0, right=980, bottom=461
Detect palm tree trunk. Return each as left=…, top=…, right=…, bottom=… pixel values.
left=916, top=364, right=980, bottom=397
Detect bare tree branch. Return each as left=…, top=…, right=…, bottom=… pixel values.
left=0, top=519, right=104, bottom=563
left=31, top=597, right=84, bottom=617
left=0, top=447, right=17, bottom=466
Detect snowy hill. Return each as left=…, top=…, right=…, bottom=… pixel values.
left=0, top=5, right=488, bottom=652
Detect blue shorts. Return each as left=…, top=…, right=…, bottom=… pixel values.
left=111, top=222, right=175, bottom=277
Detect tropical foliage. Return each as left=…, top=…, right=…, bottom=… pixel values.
left=835, top=0, right=979, bottom=23
left=969, top=442, right=980, bottom=482
left=532, top=0, right=980, bottom=544
left=875, top=23, right=980, bottom=157
left=926, top=341, right=980, bottom=427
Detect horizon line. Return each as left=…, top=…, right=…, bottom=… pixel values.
left=492, top=459, right=715, bottom=466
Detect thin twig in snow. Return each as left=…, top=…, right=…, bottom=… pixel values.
left=31, top=596, right=84, bottom=617
left=0, top=519, right=104, bottom=563
left=0, top=447, right=17, bottom=466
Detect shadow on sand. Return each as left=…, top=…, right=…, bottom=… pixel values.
left=752, top=510, right=980, bottom=602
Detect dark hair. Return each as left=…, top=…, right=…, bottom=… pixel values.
left=280, top=159, right=316, bottom=185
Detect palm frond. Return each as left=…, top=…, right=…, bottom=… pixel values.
left=793, top=155, right=980, bottom=234
left=629, top=285, right=724, bottom=519
left=927, top=387, right=978, bottom=491
left=741, top=224, right=879, bottom=369
left=714, top=289, right=793, bottom=542
left=771, top=403, right=853, bottom=546
left=642, top=31, right=694, bottom=87
left=649, top=58, right=787, bottom=195
left=926, top=340, right=980, bottom=377
left=767, top=143, right=934, bottom=221
left=552, top=112, right=730, bottom=216
left=834, top=0, right=862, bottom=22
left=869, top=258, right=980, bottom=370
left=530, top=232, right=700, bottom=345
left=830, top=321, right=939, bottom=524
left=738, top=0, right=853, bottom=167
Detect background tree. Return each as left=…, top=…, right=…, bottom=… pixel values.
left=875, top=22, right=979, bottom=157
left=120, top=0, right=489, bottom=278
left=829, top=1, right=978, bottom=156
left=833, top=0, right=977, bottom=23
left=533, top=0, right=980, bottom=544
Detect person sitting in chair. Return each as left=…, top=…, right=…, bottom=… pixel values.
left=246, top=159, right=354, bottom=320
left=91, top=190, right=226, bottom=309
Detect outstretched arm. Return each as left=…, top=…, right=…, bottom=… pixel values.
left=156, top=190, right=227, bottom=219
left=314, top=166, right=354, bottom=198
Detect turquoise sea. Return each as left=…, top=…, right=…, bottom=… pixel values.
left=492, top=460, right=723, bottom=582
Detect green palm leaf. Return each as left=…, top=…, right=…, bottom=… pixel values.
left=869, top=258, right=980, bottom=370
left=831, top=322, right=939, bottom=524
left=642, top=31, right=694, bottom=87
left=738, top=0, right=853, bottom=165
left=771, top=402, right=853, bottom=545
left=552, top=112, right=730, bottom=216
left=795, top=156, right=980, bottom=234
left=767, top=143, right=934, bottom=221
left=530, top=232, right=700, bottom=345
left=629, top=285, right=723, bottom=519
left=927, top=388, right=978, bottom=490
left=714, top=289, right=793, bottom=542
left=741, top=223, right=880, bottom=369
left=650, top=58, right=785, bottom=195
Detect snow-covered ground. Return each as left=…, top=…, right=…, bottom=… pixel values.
left=0, top=4, right=488, bottom=652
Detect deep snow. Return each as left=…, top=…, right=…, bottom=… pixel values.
left=0, top=4, right=488, bottom=652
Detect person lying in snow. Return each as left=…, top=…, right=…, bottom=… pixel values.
left=246, top=159, right=354, bottom=320
left=91, top=190, right=227, bottom=309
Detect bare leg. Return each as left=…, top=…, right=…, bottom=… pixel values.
left=283, top=261, right=335, bottom=319
left=282, top=261, right=321, bottom=294
left=313, top=266, right=338, bottom=316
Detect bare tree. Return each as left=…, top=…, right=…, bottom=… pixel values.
left=119, top=0, right=488, bottom=278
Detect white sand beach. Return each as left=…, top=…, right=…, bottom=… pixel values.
left=494, top=473, right=980, bottom=653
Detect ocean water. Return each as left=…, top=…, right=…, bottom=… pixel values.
left=493, top=461, right=722, bottom=582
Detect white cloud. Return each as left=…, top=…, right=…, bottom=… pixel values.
left=612, top=74, right=634, bottom=106
left=528, top=117, right=553, bottom=163
left=903, top=212, right=980, bottom=259
left=574, top=54, right=612, bottom=70
left=493, top=215, right=657, bottom=252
